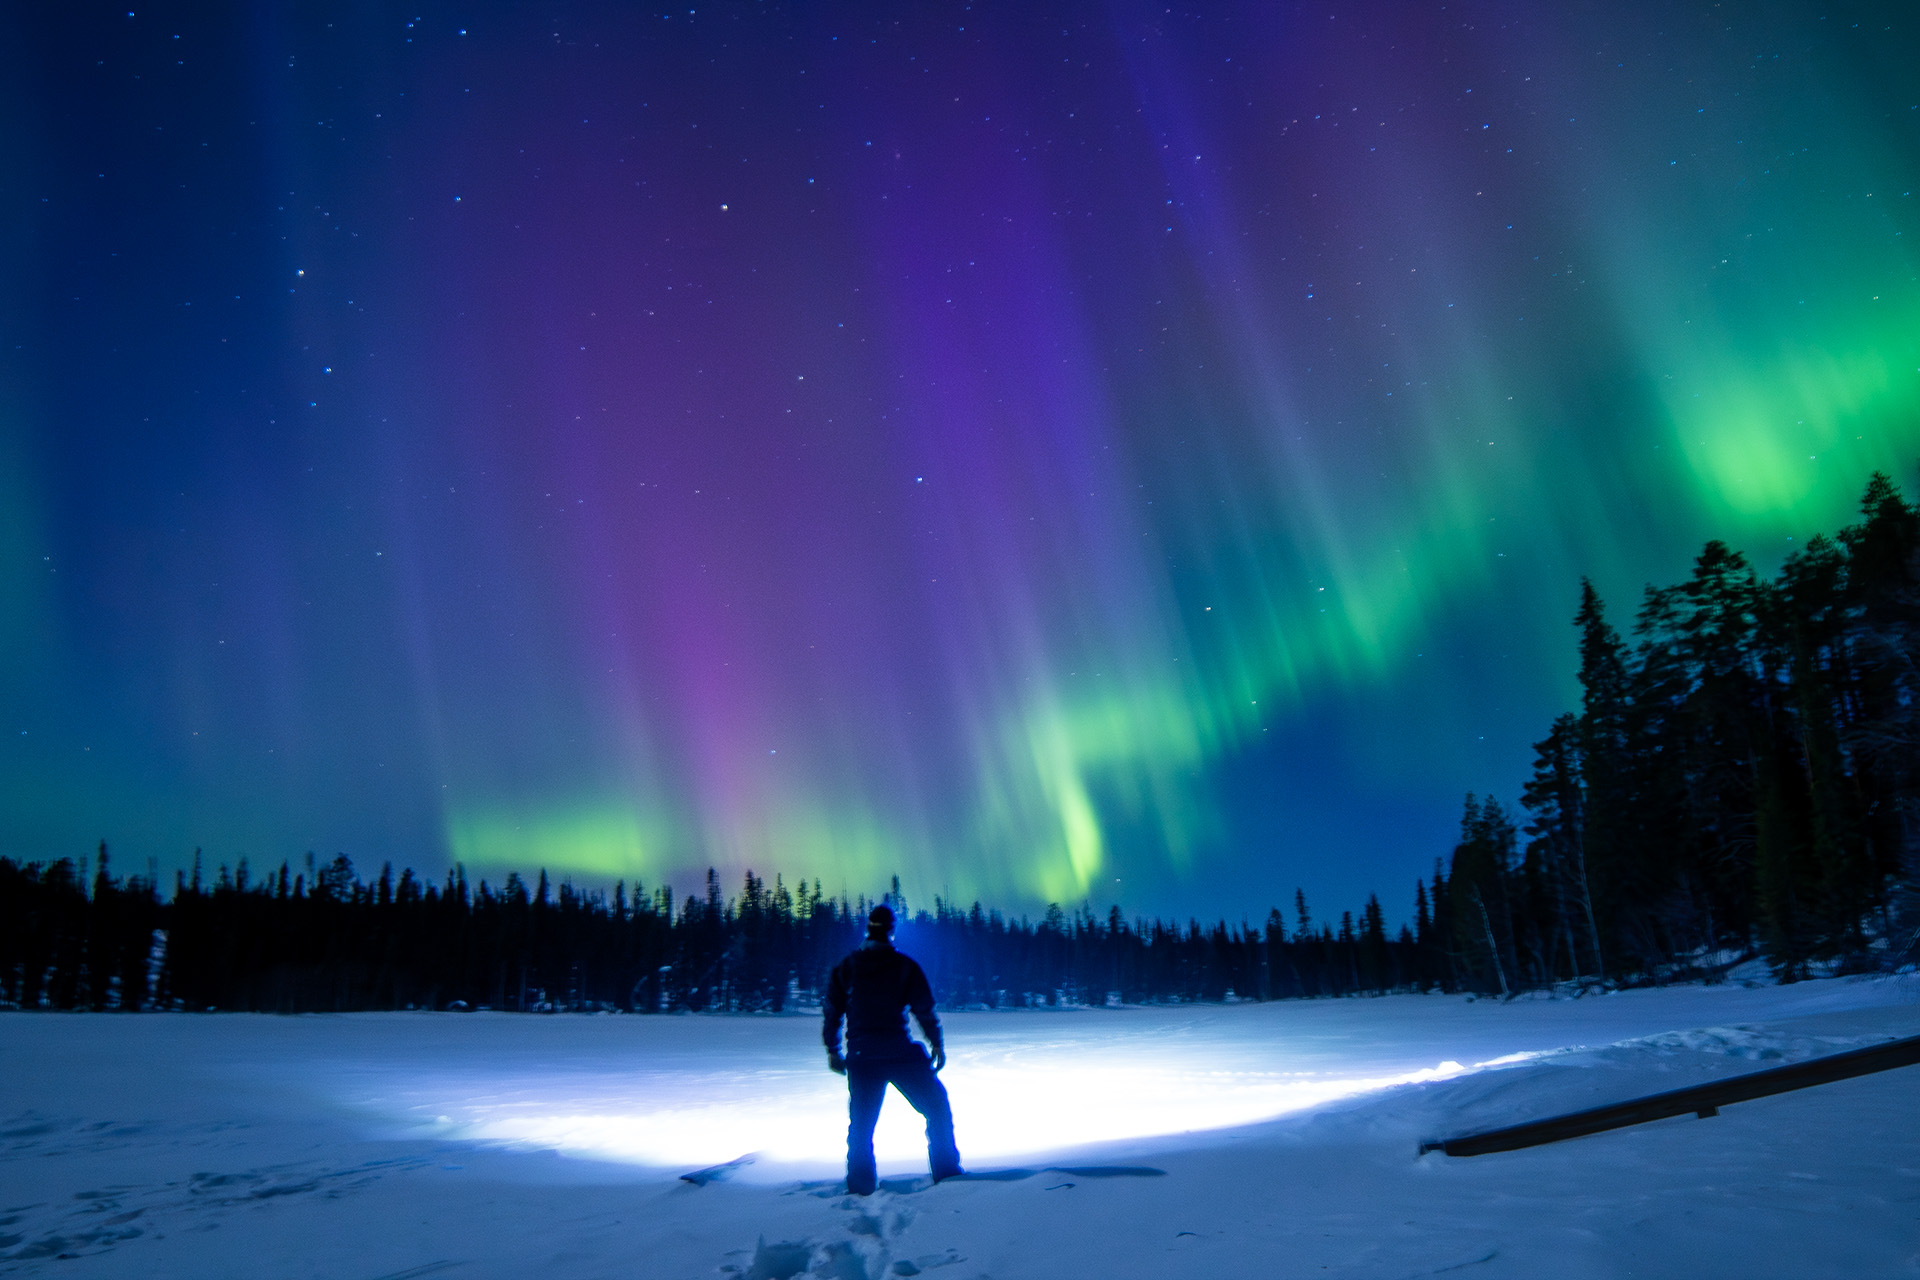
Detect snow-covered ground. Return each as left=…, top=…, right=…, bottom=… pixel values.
left=3, top=975, right=1918, bottom=1278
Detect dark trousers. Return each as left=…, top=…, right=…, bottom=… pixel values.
left=845, top=1051, right=961, bottom=1194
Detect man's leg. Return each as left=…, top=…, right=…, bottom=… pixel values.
left=888, top=1055, right=962, bottom=1180
left=845, top=1065, right=888, bottom=1195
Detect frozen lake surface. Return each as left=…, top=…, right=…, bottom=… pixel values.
left=3, top=975, right=1918, bottom=1277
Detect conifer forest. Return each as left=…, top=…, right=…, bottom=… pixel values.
left=4, top=474, right=1916, bottom=1014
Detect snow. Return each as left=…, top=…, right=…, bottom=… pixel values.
left=3, top=975, right=1918, bottom=1278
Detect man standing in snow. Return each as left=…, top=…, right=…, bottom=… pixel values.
left=822, top=904, right=963, bottom=1195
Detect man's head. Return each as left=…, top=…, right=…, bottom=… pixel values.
left=867, top=904, right=895, bottom=940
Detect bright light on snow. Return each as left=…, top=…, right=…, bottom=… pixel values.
left=369, top=1036, right=1478, bottom=1171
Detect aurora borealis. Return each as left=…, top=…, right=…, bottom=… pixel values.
left=4, top=3, right=1918, bottom=917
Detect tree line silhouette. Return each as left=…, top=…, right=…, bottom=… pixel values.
left=0, top=852, right=1424, bottom=1012
left=2, top=474, right=1915, bottom=1013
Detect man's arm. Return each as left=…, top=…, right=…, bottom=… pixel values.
left=903, top=957, right=945, bottom=1070
left=822, top=958, right=849, bottom=1073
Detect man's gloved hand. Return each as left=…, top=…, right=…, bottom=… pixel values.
left=827, top=1049, right=847, bottom=1075
left=929, top=1046, right=947, bottom=1074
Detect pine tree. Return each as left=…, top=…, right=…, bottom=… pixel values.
left=1839, top=474, right=1920, bottom=921
left=1449, top=795, right=1518, bottom=995
left=1522, top=712, right=1602, bottom=977
left=1360, top=895, right=1390, bottom=992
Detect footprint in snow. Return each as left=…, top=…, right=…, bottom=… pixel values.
left=728, top=1236, right=965, bottom=1280
left=726, top=1195, right=964, bottom=1279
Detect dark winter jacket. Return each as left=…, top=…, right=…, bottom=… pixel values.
left=822, top=938, right=944, bottom=1061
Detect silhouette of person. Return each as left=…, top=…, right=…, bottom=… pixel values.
left=822, top=903, right=963, bottom=1195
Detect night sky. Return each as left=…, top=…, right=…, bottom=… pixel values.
left=5, top=2, right=1918, bottom=920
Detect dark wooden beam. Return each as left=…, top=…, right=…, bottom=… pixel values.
left=1419, top=1031, right=1920, bottom=1157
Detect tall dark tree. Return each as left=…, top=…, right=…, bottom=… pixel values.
left=1574, top=580, right=1640, bottom=970
left=1838, top=474, right=1920, bottom=942
left=1449, top=795, right=1518, bottom=995
left=1522, top=712, right=1602, bottom=979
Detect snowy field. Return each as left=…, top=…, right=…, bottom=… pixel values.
left=3, top=976, right=1919, bottom=1279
